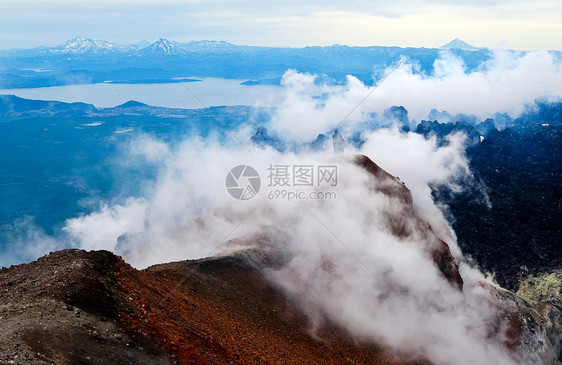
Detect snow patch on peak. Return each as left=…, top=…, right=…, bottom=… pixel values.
left=181, top=40, right=238, bottom=53
left=146, top=38, right=186, bottom=55
left=53, top=37, right=127, bottom=54
left=441, top=38, right=481, bottom=51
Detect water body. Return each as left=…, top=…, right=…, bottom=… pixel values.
left=0, top=78, right=284, bottom=109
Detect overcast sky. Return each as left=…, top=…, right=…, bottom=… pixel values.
left=1, top=0, right=561, bottom=50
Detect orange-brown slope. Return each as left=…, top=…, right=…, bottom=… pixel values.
left=0, top=249, right=427, bottom=364
left=119, top=251, right=427, bottom=364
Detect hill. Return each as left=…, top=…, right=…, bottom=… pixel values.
left=0, top=156, right=560, bottom=364
left=0, top=248, right=418, bottom=364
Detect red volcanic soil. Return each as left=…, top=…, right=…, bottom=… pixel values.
left=0, top=249, right=427, bottom=364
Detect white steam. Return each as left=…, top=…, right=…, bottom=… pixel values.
left=62, top=130, right=519, bottom=364
left=0, top=217, right=59, bottom=268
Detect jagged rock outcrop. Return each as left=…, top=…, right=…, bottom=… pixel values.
left=355, top=155, right=464, bottom=289
left=518, top=271, right=562, bottom=310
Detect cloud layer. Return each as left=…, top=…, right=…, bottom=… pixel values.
left=270, top=50, right=562, bottom=142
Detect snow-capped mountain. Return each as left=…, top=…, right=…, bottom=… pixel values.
left=441, top=38, right=481, bottom=51
left=140, top=38, right=187, bottom=56
left=52, top=37, right=129, bottom=54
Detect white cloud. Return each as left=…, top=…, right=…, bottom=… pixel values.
left=128, top=133, right=171, bottom=162
left=60, top=129, right=523, bottom=363
left=0, top=217, right=59, bottom=267
left=63, top=198, right=146, bottom=251
left=268, top=50, right=562, bottom=142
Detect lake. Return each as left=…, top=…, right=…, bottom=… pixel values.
left=0, top=78, right=284, bottom=109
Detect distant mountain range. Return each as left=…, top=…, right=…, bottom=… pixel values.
left=0, top=37, right=499, bottom=89
left=2, top=37, right=483, bottom=54
left=2, top=37, right=557, bottom=90
left=0, top=37, right=253, bottom=56
left=51, top=37, right=132, bottom=54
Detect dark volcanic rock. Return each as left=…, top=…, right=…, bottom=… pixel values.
left=355, top=155, right=464, bottom=289
left=431, top=125, right=562, bottom=290
left=0, top=250, right=175, bottom=365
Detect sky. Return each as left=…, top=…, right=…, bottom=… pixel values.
left=1, top=0, right=561, bottom=50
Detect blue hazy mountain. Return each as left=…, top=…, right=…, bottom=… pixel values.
left=441, top=38, right=482, bottom=51
left=137, top=38, right=188, bottom=57
left=0, top=38, right=496, bottom=88
left=134, top=40, right=151, bottom=48
left=179, top=40, right=244, bottom=53
left=0, top=95, right=97, bottom=116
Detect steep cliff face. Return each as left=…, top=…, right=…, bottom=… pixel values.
left=354, top=155, right=463, bottom=289
left=491, top=286, right=562, bottom=364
